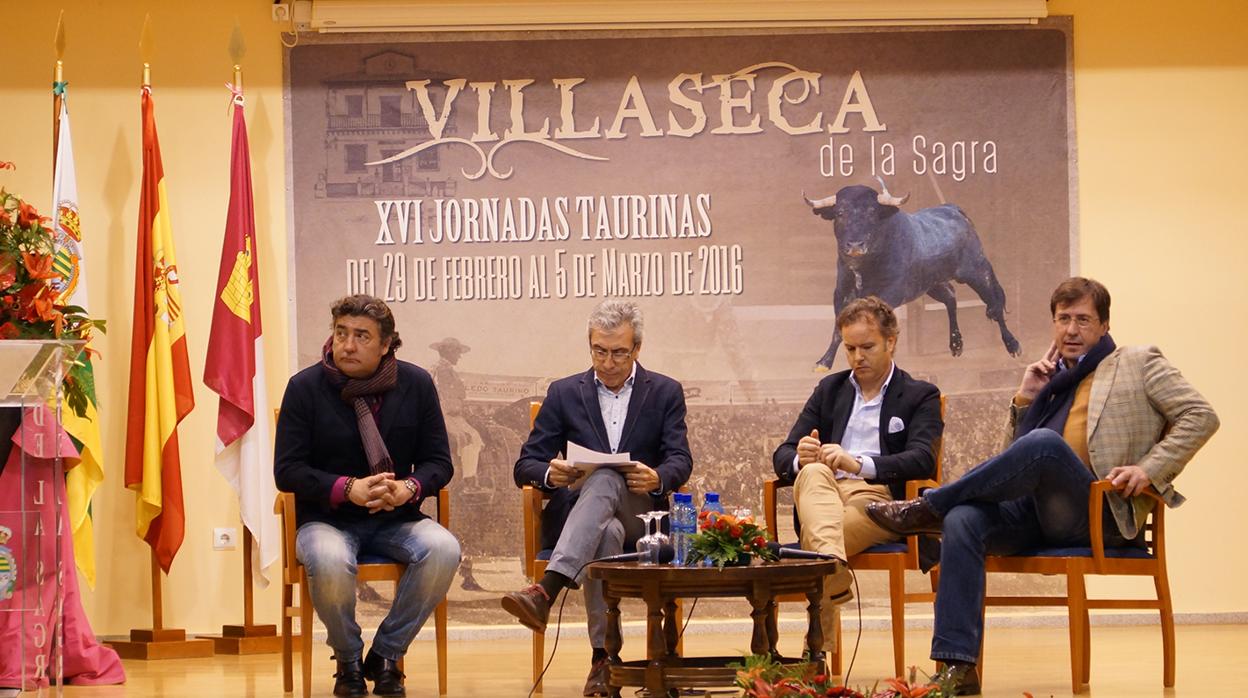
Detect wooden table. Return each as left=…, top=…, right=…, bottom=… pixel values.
left=586, top=559, right=841, bottom=697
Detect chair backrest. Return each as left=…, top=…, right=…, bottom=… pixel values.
left=933, top=394, right=946, bottom=486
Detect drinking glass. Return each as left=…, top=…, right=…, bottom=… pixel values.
left=635, top=512, right=658, bottom=565
left=649, top=511, right=670, bottom=564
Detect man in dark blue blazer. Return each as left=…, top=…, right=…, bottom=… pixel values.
left=275, top=295, right=461, bottom=698
left=772, top=297, right=942, bottom=650
left=502, top=299, right=692, bottom=697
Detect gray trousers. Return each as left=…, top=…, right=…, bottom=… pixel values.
left=545, top=467, right=654, bottom=648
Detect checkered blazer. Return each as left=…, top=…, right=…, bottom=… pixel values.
left=1007, top=345, right=1219, bottom=538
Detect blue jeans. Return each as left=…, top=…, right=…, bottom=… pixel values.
left=296, top=516, right=461, bottom=662
left=924, top=429, right=1130, bottom=663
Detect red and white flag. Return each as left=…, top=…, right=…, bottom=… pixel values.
left=204, top=92, right=278, bottom=586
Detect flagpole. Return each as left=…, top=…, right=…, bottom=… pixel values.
left=52, top=61, right=63, bottom=169
left=53, top=10, right=65, bottom=170
left=150, top=548, right=164, bottom=631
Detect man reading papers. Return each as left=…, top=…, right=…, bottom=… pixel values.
left=502, top=300, right=692, bottom=697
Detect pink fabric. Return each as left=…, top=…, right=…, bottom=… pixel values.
left=330, top=475, right=349, bottom=508
left=0, top=406, right=125, bottom=688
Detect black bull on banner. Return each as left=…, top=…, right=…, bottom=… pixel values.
left=286, top=21, right=1075, bottom=618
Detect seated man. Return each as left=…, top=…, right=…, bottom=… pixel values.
left=773, top=296, right=943, bottom=650
left=869, top=277, right=1219, bottom=695
left=502, top=299, right=692, bottom=697
left=275, top=295, right=461, bottom=698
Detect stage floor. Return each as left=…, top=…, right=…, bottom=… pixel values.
left=47, top=623, right=1248, bottom=697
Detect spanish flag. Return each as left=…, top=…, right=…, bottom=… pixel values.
left=124, top=85, right=194, bottom=574
left=204, top=92, right=278, bottom=586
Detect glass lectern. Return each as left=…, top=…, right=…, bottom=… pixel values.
left=0, top=339, right=84, bottom=696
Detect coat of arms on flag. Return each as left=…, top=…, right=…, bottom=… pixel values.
left=53, top=201, right=83, bottom=300
left=0, top=525, right=15, bottom=601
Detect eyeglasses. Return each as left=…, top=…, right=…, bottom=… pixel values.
left=1053, top=314, right=1099, bottom=329
left=591, top=345, right=635, bottom=362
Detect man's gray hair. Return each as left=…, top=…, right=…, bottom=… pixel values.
left=587, top=299, right=644, bottom=343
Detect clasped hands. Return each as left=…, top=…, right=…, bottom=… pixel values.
left=347, top=472, right=415, bottom=513
left=796, top=429, right=861, bottom=475
left=547, top=458, right=661, bottom=494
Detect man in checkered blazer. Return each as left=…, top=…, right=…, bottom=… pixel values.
left=867, top=277, right=1219, bottom=695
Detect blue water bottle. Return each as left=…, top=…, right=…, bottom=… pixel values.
left=670, top=493, right=696, bottom=566
left=699, top=492, right=725, bottom=566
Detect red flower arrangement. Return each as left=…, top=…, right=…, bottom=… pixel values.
left=687, top=510, right=779, bottom=568
left=733, top=655, right=966, bottom=698
left=0, top=176, right=105, bottom=416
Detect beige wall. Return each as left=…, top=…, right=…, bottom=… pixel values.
left=2, top=0, right=1244, bottom=635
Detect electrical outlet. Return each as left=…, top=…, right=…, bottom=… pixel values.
left=272, top=2, right=291, bottom=23
left=214, top=527, right=238, bottom=551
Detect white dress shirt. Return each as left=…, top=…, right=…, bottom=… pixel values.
left=793, top=363, right=895, bottom=480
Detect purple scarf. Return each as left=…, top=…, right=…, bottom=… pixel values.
left=321, top=338, right=397, bottom=474
left=1018, top=333, right=1116, bottom=436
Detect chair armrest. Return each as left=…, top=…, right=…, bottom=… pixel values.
left=904, top=478, right=939, bottom=499
left=899, top=479, right=939, bottom=568
left=274, top=491, right=300, bottom=583
left=763, top=479, right=787, bottom=542
left=522, top=485, right=550, bottom=580
left=1088, top=479, right=1165, bottom=571
left=435, top=491, right=451, bottom=528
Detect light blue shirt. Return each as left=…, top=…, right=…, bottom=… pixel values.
left=594, top=363, right=637, bottom=453
left=793, top=363, right=895, bottom=480
left=543, top=364, right=638, bottom=488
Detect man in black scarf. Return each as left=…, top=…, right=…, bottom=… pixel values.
left=867, top=277, right=1218, bottom=695
left=275, top=295, right=460, bottom=697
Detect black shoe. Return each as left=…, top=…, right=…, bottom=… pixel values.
left=935, top=661, right=981, bottom=696
left=333, top=656, right=368, bottom=698
left=363, top=649, right=406, bottom=697
left=866, top=497, right=944, bottom=536
left=583, top=656, right=610, bottom=696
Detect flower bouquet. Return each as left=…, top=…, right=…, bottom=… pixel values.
left=686, top=510, right=779, bottom=569
left=0, top=173, right=105, bottom=418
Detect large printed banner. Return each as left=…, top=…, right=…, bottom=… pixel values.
left=287, top=22, right=1074, bottom=615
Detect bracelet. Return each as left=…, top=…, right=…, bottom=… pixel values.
left=344, top=477, right=357, bottom=500
left=403, top=478, right=418, bottom=500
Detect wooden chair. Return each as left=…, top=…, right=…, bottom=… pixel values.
left=980, top=480, right=1174, bottom=694
left=762, top=396, right=944, bottom=677
left=521, top=401, right=684, bottom=692
left=275, top=491, right=450, bottom=698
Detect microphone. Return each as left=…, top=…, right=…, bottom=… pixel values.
left=765, top=541, right=845, bottom=563
left=593, top=544, right=675, bottom=564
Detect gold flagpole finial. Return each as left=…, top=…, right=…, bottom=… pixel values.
left=140, top=13, right=154, bottom=87
left=54, top=9, right=66, bottom=66
left=229, top=19, right=246, bottom=94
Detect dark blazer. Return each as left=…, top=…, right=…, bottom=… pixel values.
left=514, top=364, right=693, bottom=551
left=772, top=366, right=942, bottom=501
left=274, top=360, right=454, bottom=528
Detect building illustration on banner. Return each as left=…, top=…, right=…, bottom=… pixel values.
left=317, top=50, right=458, bottom=202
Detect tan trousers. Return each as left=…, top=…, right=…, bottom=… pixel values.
left=793, top=462, right=896, bottom=560
left=793, top=463, right=897, bottom=653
